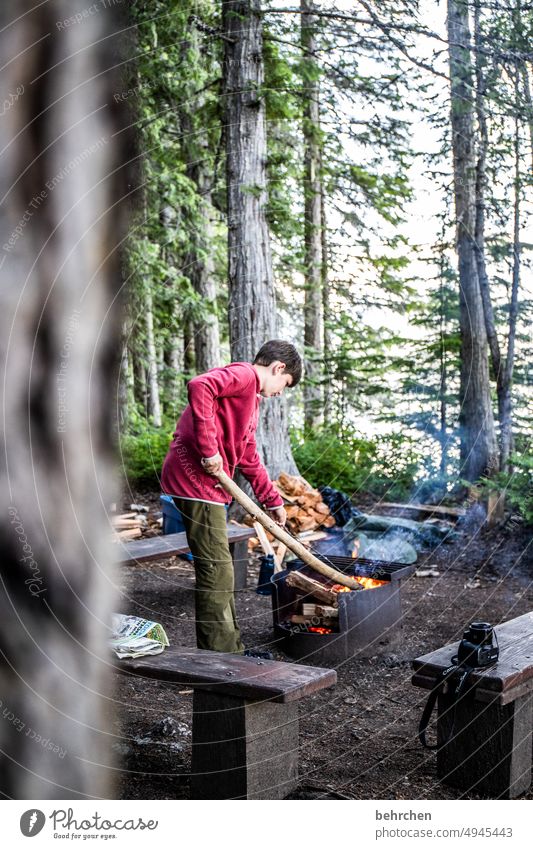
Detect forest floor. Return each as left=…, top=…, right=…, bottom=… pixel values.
left=111, top=489, right=533, bottom=801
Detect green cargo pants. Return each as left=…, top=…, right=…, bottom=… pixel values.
left=172, top=498, right=244, bottom=654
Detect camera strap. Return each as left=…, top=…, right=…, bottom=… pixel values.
left=418, top=660, right=474, bottom=750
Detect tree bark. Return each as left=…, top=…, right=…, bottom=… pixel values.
left=145, top=287, right=162, bottom=427
left=447, top=0, right=498, bottom=481
left=521, top=64, right=533, bottom=174
left=301, top=0, right=323, bottom=431
left=166, top=300, right=181, bottom=410
left=321, top=183, right=333, bottom=425
left=0, top=0, right=128, bottom=797
left=500, top=87, right=522, bottom=473
left=473, top=0, right=503, bottom=395
left=179, top=45, right=221, bottom=374
left=223, top=0, right=298, bottom=476
left=183, top=319, right=196, bottom=378
left=133, top=348, right=147, bottom=410
left=439, top=265, right=448, bottom=477
left=188, top=173, right=221, bottom=373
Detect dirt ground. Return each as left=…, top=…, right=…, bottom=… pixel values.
left=111, top=493, right=533, bottom=800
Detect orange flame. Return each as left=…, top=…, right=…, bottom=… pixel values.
left=331, top=577, right=387, bottom=593
left=308, top=626, right=333, bottom=635
left=332, top=584, right=351, bottom=593
left=354, top=575, right=387, bottom=590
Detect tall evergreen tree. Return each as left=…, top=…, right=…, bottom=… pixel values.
left=447, top=0, right=498, bottom=480
left=223, top=0, right=298, bottom=475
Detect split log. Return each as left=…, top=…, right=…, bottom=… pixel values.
left=302, top=603, right=338, bottom=619
left=253, top=522, right=275, bottom=556
left=274, top=543, right=287, bottom=573
left=297, top=516, right=316, bottom=532
left=298, top=530, right=327, bottom=542
left=111, top=518, right=147, bottom=529
left=278, top=472, right=307, bottom=496
left=377, top=502, right=466, bottom=521
left=289, top=614, right=336, bottom=626
left=115, top=528, right=143, bottom=540
left=286, top=571, right=339, bottom=607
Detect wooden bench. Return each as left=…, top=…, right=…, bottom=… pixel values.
left=115, top=525, right=255, bottom=590
left=117, top=647, right=336, bottom=799
left=412, top=611, right=533, bottom=798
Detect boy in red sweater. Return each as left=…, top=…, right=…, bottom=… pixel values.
left=161, top=340, right=302, bottom=653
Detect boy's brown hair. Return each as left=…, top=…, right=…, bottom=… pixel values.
left=253, top=340, right=302, bottom=386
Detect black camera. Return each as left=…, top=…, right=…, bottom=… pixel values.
left=456, top=621, right=499, bottom=668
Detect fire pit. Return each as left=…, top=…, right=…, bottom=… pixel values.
left=271, top=555, right=415, bottom=664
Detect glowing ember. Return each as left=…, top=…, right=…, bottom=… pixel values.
left=308, top=626, right=333, bottom=635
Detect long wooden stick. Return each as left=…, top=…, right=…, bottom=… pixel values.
left=213, top=469, right=361, bottom=591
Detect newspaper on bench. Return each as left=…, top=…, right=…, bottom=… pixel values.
left=111, top=614, right=170, bottom=659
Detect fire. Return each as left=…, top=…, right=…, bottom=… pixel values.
left=354, top=575, right=387, bottom=590
left=331, top=577, right=387, bottom=593
left=308, top=626, right=333, bottom=635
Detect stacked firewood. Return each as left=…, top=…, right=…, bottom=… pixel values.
left=110, top=505, right=162, bottom=542
left=274, top=472, right=335, bottom=534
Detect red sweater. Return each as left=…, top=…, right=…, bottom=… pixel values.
left=161, top=362, right=283, bottom=508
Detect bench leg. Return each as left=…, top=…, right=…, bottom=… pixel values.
left=230, top=540, right=248, bottom=590
left=436, top=691, right=533, bottom=799
left=191, top=690, right=298, bottom=799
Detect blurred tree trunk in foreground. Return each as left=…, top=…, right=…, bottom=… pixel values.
left=0, top=0, right=129, bottom=798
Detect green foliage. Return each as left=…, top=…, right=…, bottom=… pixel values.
left=119, top=423, right=174, bottom=486
left=291, top=426, right=420, bottom=501
left=477, top=447, right=533, bottom=525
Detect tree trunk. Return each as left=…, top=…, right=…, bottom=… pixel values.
left=189, top=174, right=221, bottom=373
left=180, top=54, right=221, bottom=374
left=500, top=88, right=522, bottom=473
left=119, top=338, right=130, bottom=431
left=447, top=0, right=498, bottom=481
left=439, top=266, right=448, bottom=477
left=166, top=301, right=181, bottom=411
left=183, top=319, right=196, bottom=378
left=321, top=183, right=332, bottom=426
left=473, top=0, right=503, bottom=400
left=301, top=0, right=323, bottom=431
left=521, top=64, right=533, bottom=174
left=145, top=287, right=162, bottom=427
left=0, top=0, right=128, bottom=797
left=133, top=349, right=147, bottom=411
left=223, top=0, right=298, bottom=477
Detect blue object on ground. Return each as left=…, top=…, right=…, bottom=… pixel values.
left=256, top=554, right=275, bottom=596
left=160, top=495, right=186, bottom=534
left=160, top=495, right=193, bottom=561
